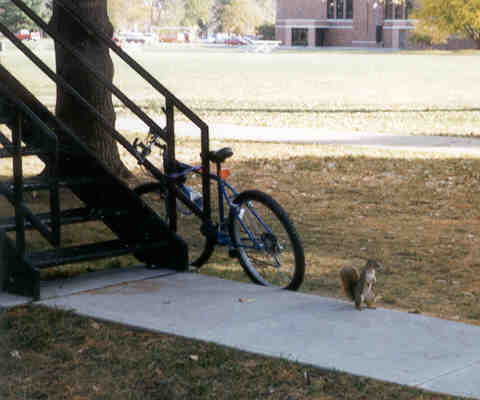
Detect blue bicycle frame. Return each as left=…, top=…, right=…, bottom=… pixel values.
left=168, top=163, right=273, bottom=252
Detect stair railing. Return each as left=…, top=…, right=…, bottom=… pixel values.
left=1, top=0, right=212, bottom=229
left=0, top=84, right=61, bottom=248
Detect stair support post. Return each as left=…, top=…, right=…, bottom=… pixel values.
left=0, top=229, right=6, bottom=291
left=48, top=139, right=61, bottom=247
left=165, top=98, right=177, bottom=233
left=12, top=113, right=26, bottom=256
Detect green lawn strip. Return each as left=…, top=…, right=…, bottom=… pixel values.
left=2, top=46, right=480, bottom=135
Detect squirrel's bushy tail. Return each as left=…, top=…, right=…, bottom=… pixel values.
left=340, top=266, right=359, bottom=301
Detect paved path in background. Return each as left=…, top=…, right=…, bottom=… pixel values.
left=116, top=116, right=480, bottom=156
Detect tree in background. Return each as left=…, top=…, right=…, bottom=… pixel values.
left=413, top=0, right=480, bottom=49
left=0, top=0, right=47, bottom=31
left=49, top=0, right=130, bottom=177
left=219, top=0, right=262, bottom=35
left=105, top=0, right=275, bottom=36
left=255, top=0, right=274, bottom=24
left=182, top=0, right=213, bottom=35
left=154, top=0, right=185, bottom=28
left=108, top=0, right=151, bottom=31
left=256, top=22, right=275, bottom=39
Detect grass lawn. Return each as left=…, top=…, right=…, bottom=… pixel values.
left=1, top=42, right=479, bottom=135
left=1, top=139, right=479, bottom=399
left=1, top=43, right=479, bottom=399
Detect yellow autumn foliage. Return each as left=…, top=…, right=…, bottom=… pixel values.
left=413, top=0, right=480, bottom=47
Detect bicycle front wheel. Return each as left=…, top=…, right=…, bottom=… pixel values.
left=134, top=182, right=215, bottom=268
left=228, top=190, right=305, bottom=290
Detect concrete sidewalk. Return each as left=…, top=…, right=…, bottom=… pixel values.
left=117, top=116, right=480, bottom=156
left=2, top=266, right=479, bottom=399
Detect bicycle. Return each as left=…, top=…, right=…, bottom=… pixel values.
left=133, top=131, right=305, bottom=290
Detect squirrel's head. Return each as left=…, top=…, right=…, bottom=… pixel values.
left=366, top=259, right=382, bottom=270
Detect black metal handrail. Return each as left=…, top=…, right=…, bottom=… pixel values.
left=1, top=0, right=212, bottom=222
left=10, top=0, right=168, bottom=143
left=0, top=83, right=60, bottom=248
left=53, top=0, right=212, bottom=220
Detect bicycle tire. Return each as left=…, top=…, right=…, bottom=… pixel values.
left=134, top=182, right=215, bottom=268
left=228, top=190, right=305, bottom=290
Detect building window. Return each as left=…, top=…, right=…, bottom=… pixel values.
left=384, top=0, right=393, bottom=19
left=336, top=0, right=344, bottom=19
left=385, top=0, right=410, bottom=20
left=394, top=3, right=403, bottom=19
left=327, top=0, right=352, bottom=19
left=292, top=28, right=308, bottom=46
left=327, top=1, right=335, bottom=18
left=405, top=0, right=413, bottom=19
left=346, top=0, right=353, bottom=19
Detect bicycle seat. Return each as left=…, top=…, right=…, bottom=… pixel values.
left=207, top=147, right=233, bottom=164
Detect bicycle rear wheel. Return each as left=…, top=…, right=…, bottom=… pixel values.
left=228, top=190, right=305, bottom=290
left=134, top=182, right=215, bottom=268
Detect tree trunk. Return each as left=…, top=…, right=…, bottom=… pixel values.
left=49, top=0, right=131, bottom=178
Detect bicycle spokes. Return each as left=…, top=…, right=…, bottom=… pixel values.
left=230, top=192, right=301, bottom=289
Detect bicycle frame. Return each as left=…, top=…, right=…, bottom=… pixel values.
left=135, top=137, right=273, bottom=252
left=168, top=163, right=274, bottom=252
left=134, top=137, right=305, bottom=290
left=169, top=165, right=239, bottom=246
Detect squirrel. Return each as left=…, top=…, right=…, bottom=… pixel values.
left=340, top=260, right=380, bottom=310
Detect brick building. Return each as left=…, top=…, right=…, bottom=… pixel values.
left=275, top=0, right=475, bottom=49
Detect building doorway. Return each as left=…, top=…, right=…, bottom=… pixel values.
left=399, top=30, right=406, bottom=48
left=292, top=28, right=308, bottom=46
left=376, top=25, right=383, bottom=45
left=316, top=28, right=326, bottom=47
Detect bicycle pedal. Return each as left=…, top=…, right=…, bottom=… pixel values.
left=228, top=248, right=240, bottom=258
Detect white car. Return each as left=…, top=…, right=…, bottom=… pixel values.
left=30, top=31, right=41, bottom=41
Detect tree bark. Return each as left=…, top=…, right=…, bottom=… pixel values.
left=49, top=0, right=131, bottom=178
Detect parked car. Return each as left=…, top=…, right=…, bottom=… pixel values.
left=30, top=31, right=41, bottom=41
left=225, top=37, right=246, bottom=46
left=16, top=29, right=31, bottom=40
left=15, top=30, right=41, bottom=41
left=118, top=32, right=155, bottom=45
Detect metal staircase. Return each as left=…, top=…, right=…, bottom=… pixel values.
left=0, top=0, right=213, bottom=300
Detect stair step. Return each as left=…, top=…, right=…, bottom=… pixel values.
left=22, top=177, right=101, bottom=191
left=27, top=239, right=167, bottom=269
left=0, top=207, right=128, bottom=232
left=0, top=177, right=105, bottom=194
left=0, top=146, right=52, bottom=158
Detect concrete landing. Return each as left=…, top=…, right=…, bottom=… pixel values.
left=0, top=265, right=176, bottom=307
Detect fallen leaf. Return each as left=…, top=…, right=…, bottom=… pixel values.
left=239, top=298, right=256, bottom=303
left=91, top=321, right=101, bottom=330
